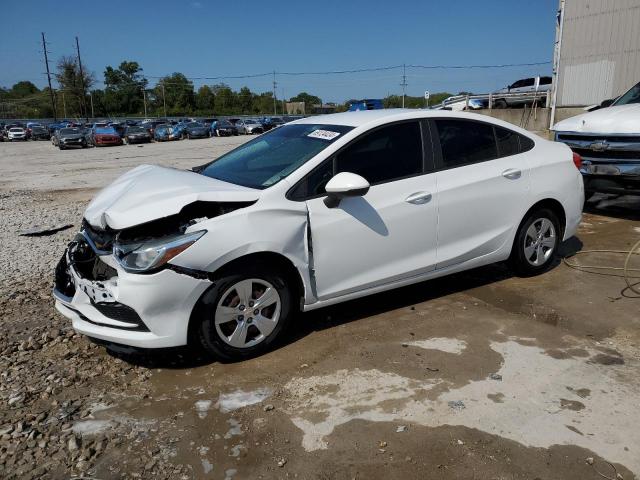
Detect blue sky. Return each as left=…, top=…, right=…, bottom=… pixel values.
left=0, top=0, right=558, bottom=102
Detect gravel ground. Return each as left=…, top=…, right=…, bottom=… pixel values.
left=1, top=138, right=639, bottom=480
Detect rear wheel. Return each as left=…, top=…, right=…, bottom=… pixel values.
left=197, top=265, right=294, bottom=360
left=509, top=208, right=560, bottom=276
left=494, top=99, right=508, bottom=109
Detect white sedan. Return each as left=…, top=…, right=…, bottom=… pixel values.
left=7, top=127, right=27, bottom=141
left=53, top=109, right=583, bottom=359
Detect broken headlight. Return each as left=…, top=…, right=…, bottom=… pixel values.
left=113, top=230, right=206, bottom=273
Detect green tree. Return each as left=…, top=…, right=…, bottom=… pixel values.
left=10, top=81, right=39, bottom=98
left=289, top=92, right=321, bottom=113
left=195, top=85, right=214, bottom=113
left=154, top=73, right=195, bottom=116
left=103, top=61, right=147, bottom=115
left=55, top=55, right=95, bottom=119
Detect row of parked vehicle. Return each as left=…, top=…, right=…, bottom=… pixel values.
left=0, top=116, right=294, bottom=149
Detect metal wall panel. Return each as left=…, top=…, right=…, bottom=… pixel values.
left=557, top=0, right=640, bottom=106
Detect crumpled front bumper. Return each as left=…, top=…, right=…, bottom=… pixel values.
left=53, top=248, right=211, bottom=348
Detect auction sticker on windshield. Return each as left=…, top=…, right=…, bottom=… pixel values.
left=307, top=129, right=341, bottom=141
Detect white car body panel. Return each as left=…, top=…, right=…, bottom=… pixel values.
left=435, top=152, right=531, bottom=269
left=54, top=109, right=583, bottom=348
left=84, top=164, right=260, bottom=230
left=307, top=173, right=438, bottom=300
left=552, top=104, right=640, bottom=134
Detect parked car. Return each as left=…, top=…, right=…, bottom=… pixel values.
left=54, top=127, right=88, bottom=149
left=109, top=122, right=127, bottom=138
left=183, top=122, right=210, bottom=139
left=7, top=127, right=27, bottom=141
left=30, top=125, right=51, bottom=140
left=492, top=76, right=552, bottom=108
left=140, top=120, right=165, bottom=138
left=235, top=118, right=264, bottom=135
left=261, top=117, right=285, bottom=131
left=89, top=127, right=123, bottom=147
left=53, top=109, right=582, bottom=360
left=124, top=126, right=152, bottom=144
left=553, top=80, right=640, bottom=201
left=436, top=96, right=488, bottom=111
left=153, top=124, right=181, bottom=141
left=201, top=118, right=217, bottom=129
left=210, top=119, right=237, bottom=136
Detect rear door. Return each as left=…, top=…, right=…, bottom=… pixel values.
left=295, top=121, right=439, bottom=300
left=431, top=118, right=533, bottom=269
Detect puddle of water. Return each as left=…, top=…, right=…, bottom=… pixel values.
left=195, top=400, right=213, bottom=419
left=405, top=337, right=467, bottom=354
left=224, top=418, right=242, bottom=439
left=216, top=388, right=272, bottom=413
left=72, top=419, right=113, bottom=436
left=201, top=458, right=213, bottom=474
left=284, top=340, right=640, bottom=475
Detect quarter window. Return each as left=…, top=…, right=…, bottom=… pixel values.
left=495, top=126, right=520, bottom=157
left=335, top=122, right=423, bottom=184
left=435, top=119, right=497, bottom=167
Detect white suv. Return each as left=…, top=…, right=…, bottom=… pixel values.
left=54, top=110, right=583, bottom=359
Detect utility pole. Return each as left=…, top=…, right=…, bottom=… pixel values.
left=272, top=71, right=277, bottom=115
left=400, top=64, right=408, bottom=108
left=62, top=92, right=67, bottom=118
left=75, top=36, right=88, bottom=122
left=161, top=83, right=167, bottom=118
left=41, top=32, right=57, bottom=121
left=90, top=92, right=94, bottom=119
left=142, top=87, right=148, bottom=118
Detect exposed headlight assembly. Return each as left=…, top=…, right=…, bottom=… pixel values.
left=114, top=230, right=205, bottom=273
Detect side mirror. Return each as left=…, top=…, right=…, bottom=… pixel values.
left=600, top=98, right=616, bottom=108
left=323, top=172, right=370, bottom=208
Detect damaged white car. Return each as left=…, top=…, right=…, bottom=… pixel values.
left=54, top=109, right=583, bottom=359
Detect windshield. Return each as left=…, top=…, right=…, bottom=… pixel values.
left=218, top=120, right=232, bottom=127
left=613, top=82, right=640, bottom=106
left=245, top=119, right=257, bottom=124
left=200, top=123, right=353, bottom=189
left=187, top=122, right=203, bottom=128
left=60, top=128, right=80, bottom=135
left=127, top=127, right=145, bottom=133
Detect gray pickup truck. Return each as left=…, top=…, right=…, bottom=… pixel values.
left=552, top=81, right=640, bottom=201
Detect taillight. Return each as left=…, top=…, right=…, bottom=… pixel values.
left=572, top=152, right=582, bottom=169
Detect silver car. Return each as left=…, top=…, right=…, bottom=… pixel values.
left=235, top=118, right=264, bottom=135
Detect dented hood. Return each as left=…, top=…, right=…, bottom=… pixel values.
left=84, top=164, right=260, bottom=230
left=552, top=104, right=640, bottom=134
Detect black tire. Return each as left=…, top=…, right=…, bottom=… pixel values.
left=196, top=264, right=295, bottom=360
left=494, top=99, right=508, bottom=109
left=583, top=190, right=595, bottom=209
left=509, top=208, right=561, bottom=277
left=59, top=145, right=65, bottom=150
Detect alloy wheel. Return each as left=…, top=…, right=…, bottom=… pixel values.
left=214, top=278, right=281, bottom=349
left=523, top=217, right=556, bottom=266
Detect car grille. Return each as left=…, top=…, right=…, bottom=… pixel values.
left=91, top=302, right=148, bottom=331
left=556, top=132, right=640, bottom=163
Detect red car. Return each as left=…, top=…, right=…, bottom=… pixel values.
left=90, top=127, right=123, bottom=147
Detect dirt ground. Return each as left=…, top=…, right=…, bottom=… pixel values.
left=1, top=138, right=639, bottom=480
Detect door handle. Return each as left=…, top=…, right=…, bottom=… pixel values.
left=405, top=191, right=432, bottom=205
left=502, top=168, right=522, bottom=180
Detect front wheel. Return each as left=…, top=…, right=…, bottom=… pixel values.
left=196, top=266, right=294, bottom=360
left=509, top=208, right=561, bottom=276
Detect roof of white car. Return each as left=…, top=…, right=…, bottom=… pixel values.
left=294, top=108, right=460, bottom=127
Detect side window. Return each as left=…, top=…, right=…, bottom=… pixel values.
left=522, top=78, right=535, bottom=87
left=540, top=76, right=552, bottom=85
left=495, top=126, right=520, bottom=157
left=288, top=161, right=333, bottom=200
left=335, top=122, right=423, bottom=184
left=510, top=80, right=524, bottom=89
left=435, top=119, right=497, bottom=168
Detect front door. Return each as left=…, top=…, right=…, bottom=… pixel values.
left=305, top=121, right=438, bottom=300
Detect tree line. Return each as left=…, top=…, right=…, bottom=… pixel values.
left=0, top=58, right=453, bottom=119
